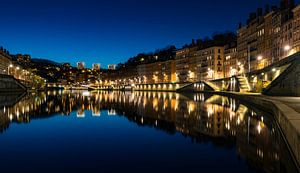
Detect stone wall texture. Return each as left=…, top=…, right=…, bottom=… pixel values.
left=0, top=74, right=26, bottom=92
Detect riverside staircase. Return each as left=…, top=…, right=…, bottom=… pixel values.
left=236, top=75, right=251, bottom=92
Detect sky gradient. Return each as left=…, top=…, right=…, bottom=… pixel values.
left=0, top=0, right=290, bottom=67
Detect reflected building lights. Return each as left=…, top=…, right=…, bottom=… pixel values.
left=108, top=109, right=116, bottom=116
left=77, top=111, right=85, bottom=118
left=0, top=91, right=288, bottom=172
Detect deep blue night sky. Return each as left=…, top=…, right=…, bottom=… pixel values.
left=0, top=0, right=289, bottom=67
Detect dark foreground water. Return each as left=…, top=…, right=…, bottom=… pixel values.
left=0, top=91, right=297, bottom=173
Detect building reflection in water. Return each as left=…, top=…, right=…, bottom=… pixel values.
left=0, top=90, right=297, bottom=173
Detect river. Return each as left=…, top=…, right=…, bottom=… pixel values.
left=0, top=91, right=297, bottom=173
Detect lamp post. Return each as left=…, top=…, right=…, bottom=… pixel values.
left=8, top=64, right=13, bottom=75
left=248, top=45, right=251, bottom=74
left=257, top=55, right=263, bottom=70
left=284, top=45, right=291, bottom=58
left=208, top=68, right=214, bottom=80
left=284, top=45, right=291, bottom=51
left=257, top=55, right=263, bottom=61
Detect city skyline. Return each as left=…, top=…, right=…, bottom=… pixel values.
left=0, top=0, right=285, bottom=67
left=0, top=1, right=300, bottom=172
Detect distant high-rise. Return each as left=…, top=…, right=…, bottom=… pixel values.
left=108, top=64, right=116, bottom=70
left=77, top=62, right=85, bottom=70
left=92, top=63, right=101, bottom=71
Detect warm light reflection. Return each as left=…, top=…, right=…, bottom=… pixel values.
left=0, top=91, right=278, bottom=169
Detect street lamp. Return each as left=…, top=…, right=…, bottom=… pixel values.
left=8, top=64, right=13, bottom=75
left=257, top=55, right=264, bottom=70
left=257, top=55, right=263, bottom=61
left=284, top=45, right=291, bottom=51
left=284, top=45, right=291, bottom=57
left=230, top=67, right=237, bottom=77
left=208, top=68, right=214, bottom=79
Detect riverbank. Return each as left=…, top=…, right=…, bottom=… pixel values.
left=205, top=91, right=300, bottom=171
left=0, top=74, right=26, bottom=92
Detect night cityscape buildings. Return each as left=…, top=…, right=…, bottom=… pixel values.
left=0, top=1, right=300, bottom=172
left=0, top=0, right=298, bottom=90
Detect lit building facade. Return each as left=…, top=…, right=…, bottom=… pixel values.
left=292, top=5, right=300, bottom=53
left=14, top=54, right=31, bottom=63
left=0, top=51, right=11, bottom=75
left=175, top=47, right=199, bottom=83
left=175, top=46, right=226, bottom=82
left=263, top=11, right=276, bottom=68
left=224, top=43, right=238, bottom=78
left=279, top=19, right=293, bottom=59
left=77, top=62, right=85, bottom=70
left=137, top=60, right=176, bottom=84
left=237, top=1, right=296, bottom=73
left=198, top=46, right=225, bottom=80
left=92, top=63, right=101, bottom=71
left=108, top=64, right=116, bottom=70
left=237, top=10, right=262, bottom=73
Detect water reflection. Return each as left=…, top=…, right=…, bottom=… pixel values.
left=0, top=91, right=297, bottom=173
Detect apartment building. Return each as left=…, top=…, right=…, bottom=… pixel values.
left=175, top=47, right=199, bottom=83
left=198, top=46, right=225, bottom=80
left=137, top=60, right=176, bottom=84
left=224, top=43, right=238, bottom=78
left=0, top=49, right=12, bottom=75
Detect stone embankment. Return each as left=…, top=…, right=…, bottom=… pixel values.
left=208, top=91, right=300, bottom=171
left=0, top=74, right=26, bottom=92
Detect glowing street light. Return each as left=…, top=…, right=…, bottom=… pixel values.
left=230, top=67, right=237, bottom=77
left=7, top=64, right=13, bottom=75
left=284, top=45, right=291, bottom=51
left=257, top=55, right=263, bottom=61
left=207, top=68, right=214, bottom=79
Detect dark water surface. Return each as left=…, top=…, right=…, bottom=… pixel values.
left=0, top=91, right=297, bottom=173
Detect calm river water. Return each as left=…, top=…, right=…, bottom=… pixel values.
left=0, top=91, right=297, bottom=173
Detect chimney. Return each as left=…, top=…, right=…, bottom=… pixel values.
left=249, top=12, right=257, bottom=21
left=265, top=4, right=270, bottom=15
left=271, top=5, right=278, bottom=11
left=257, top=8, right=263, bottom=17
